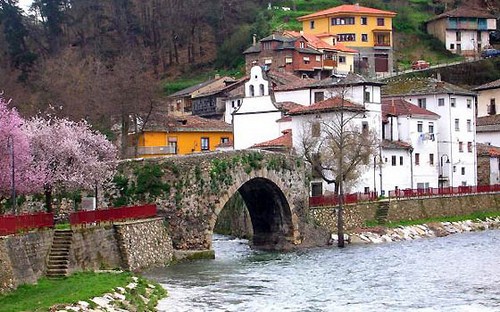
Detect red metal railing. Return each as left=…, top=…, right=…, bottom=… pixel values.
left=0, top=212, right=54, bottom=236
left=69, top=204, right=157, bottom=225
left=309, top=192, right=378, bottom=207
left=310, top=184, right=500, bottom=207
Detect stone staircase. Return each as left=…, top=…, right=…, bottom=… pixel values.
left=375, top=201, right=390, bottom=225
left=46, top=229, right=72, bottom=278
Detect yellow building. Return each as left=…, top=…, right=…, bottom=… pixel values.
left=298, top=4, right=396, bottom=76
left=130, top=115, right=233, bottom=158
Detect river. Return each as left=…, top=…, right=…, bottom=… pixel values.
left=145, top=230, right=500, bottom=312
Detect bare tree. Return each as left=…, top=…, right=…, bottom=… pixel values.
left=298, top=86, right=378, bottom=247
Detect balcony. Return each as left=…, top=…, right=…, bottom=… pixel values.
left=128, top=145, right=177, bottom=157
left=323, top=59, right=337, bottom=68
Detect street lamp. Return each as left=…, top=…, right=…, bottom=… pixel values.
left=7, top=136, right=16, bottom=214
left=439, top=154, right=450, bottom=190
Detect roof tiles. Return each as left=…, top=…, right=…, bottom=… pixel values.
left=298, top=4, right=396, bottom=21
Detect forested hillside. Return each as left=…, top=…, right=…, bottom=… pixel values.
left=0, top=0, right=498, bottom=133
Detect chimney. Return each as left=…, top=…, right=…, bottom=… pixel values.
left=253, top=34, right=257, bottom=46
left=436, top=72, right=441, bottom=81
left=355, top=3, right=360, bottom=9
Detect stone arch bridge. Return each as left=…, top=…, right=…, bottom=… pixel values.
left=110, top=150, right=327, bottom=251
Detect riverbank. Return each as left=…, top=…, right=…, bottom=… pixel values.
left=0, top=271, right=166, bottom=312
left=334, top=217, right=500, bottom=245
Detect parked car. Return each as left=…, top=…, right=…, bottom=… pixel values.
left=481, top=49, right=500, bottom=58
left=411, top=60, right=430, bottom=70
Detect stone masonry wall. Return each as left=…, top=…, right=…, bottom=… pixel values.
left=114, top=218, right=173, bottom=272
left=311, top=193, right=500, bottom=232
left=69, top=226, right=122, bottom=274
left=0, top=230, right=54, bottom=293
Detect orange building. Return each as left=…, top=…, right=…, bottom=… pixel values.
left=130, top=115, right=233, bottom=158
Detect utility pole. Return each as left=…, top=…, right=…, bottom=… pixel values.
left=7, top=136, right=16, bottom=214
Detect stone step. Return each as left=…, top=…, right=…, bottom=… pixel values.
left=47, top=265, right=68, bottom=270
left=52, top=242, right=71, bottom=248
left=46, top=271, right=68, bottom=277
left=48, top=259, right=69, bottom=264
left=49, top=251, right=70, bottom=257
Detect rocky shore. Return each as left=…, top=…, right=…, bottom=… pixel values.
left=53, top=276, right=166, bottom=312
left=330, top=217, right=500, bottom=245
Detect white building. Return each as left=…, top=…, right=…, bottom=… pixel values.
left=284, top=73, right=384, bottom=195
left=383, top=77, right=477, bottom=187
left=232, top=66, right=283, bottom=149
left=381, top=98, right=440, bottom=191
left=426, top=6, right=497, bottom=57
left=472, top=79, right=500, bottom=147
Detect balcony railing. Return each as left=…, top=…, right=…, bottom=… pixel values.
left=130, top=146, right=177, bottom=157
left=0, top=212, right=54, bottom=236
left=323, top=59, right=337, bottom=68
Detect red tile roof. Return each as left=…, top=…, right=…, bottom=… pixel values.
left=288, top=96, right=364, bottom=115
left=476, top=114, right=500, bottom=126
left=251, top=130, right=292, bottom=149
left=381, top=139, right=412, bottom=150
left=428, top=6, right=495, bottom=22
left=382, top=98, right=440, bottom=119
left=298, top=4, right=397, bottom=21
left=276, top=101, right=304, bottom=112
left=144, top=114, right=232, bottom=132
left=283, top=31, right=358, bottom=53
left=477, top=143, right=500, bottom=157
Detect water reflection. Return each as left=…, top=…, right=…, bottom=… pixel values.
left=145, top=231, right=500, bottom=312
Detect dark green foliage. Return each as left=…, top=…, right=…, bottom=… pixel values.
left=210, top=159, right=233, bottom=193
left=215, top=24, right=253, bottom=69
left=112, top=175, right=131, bottom=206
left=134, top=163, right=170, bottom=200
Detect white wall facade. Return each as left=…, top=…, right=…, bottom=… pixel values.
left=274, top=89, right=311, bottom=106
left=400, top=93, right=477, bottom=187
left=380, top=148, right=412, bottom=192
left=477, top=131, right=500, bottom=147
left=490, top=157, right=500, bottom=185
left=233, top=66, right=282, bottom=149
left=476, top=87, right=499, bottom=117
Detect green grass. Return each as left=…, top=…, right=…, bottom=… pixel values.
left=365, top=210, right=500, bottom=228
left=0, top=272, right=132, bottom=312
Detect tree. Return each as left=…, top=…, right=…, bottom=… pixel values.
left=0, top=96, right=45, bottom=210
left=25, top=115, right=117, bottom=212
left=298, top=81, right=378, bottom=247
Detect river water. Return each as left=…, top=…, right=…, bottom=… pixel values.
left=145, top=230, right=500, bottom=312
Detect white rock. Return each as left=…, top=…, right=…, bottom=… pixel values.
left=115, top=287, right=126, bottom=293
left=77, top=301, right=89, bottom=309
left=91, top=297, right=111, bottom=308
left=112, top=292, right=126, bottom=301
left=148, top=284, right=156, bottom=289
left=125, top=282, right=137, bottom=289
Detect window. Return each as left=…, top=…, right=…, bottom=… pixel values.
left=300, top=41, right=305, bottom=49
left=400, top=156, right=403, bottom=165
left=168, top=137, right=178, bottom=154
left=362, top=121, right=369, bottom=134
left=453, top=165, right=457, bottom=172
left=377, top=18, right=385, bottom=26
left=467, top=141, right=472, bottom=153
left=361, top=17, right=367, bottom=25
left=249, top=85, right=255, bottom=97
left=417, top=121, right=423, bottom=133
left=314, top=92, right=324, bottom=103
left=428, top=122, right=434, bottom=133
left=459, top=141, right=463, bottom=152
left=451, top=98, right=456, bottom=107
left=418, top=98, right=426, bottom=109
left=312, top=122, right=320, bottom=137
left=467, top=119, right=471, bottom=132
left=263, top=42, right=271, bottom=50
left=415, top=153, right=420, bottom=165
left=316, top=55, right=321, bottom=62
left=391, top=155, right=397, bottom=166
left=364, top=187, right=370, bottom=194
left=303, top=56, right=310, bottom=64
left=450, top=43, right=455, bottom=49
left=259, top=84, right=265, bottom=96
left=221, top=137, right=229, bottom=144
left=362, top=34, right=368, bottom=42
left=455, top=119, right=459, bottom=131
left=456, top=31, right=461, bottom=41
left=429, top=153, right=434, bottom=166
left=339, top=56, right=346, bottom=63
left=461, top=167, right=465, bottom=175
left=332, top=17, right=355, bottom=25
left=285, top=57, right=293, bottom=64
left=310, top=21, right=315, bottom=29
left=201, top=137, right=210, bottom=151
left=467, top=99, right=472, bottom=108
left=488, top=99, right=496, bottom=115
left=457, top=43, right=461, bottom=51
left=337, top=34, right=356, bottom=42
left=311, top=182, right=323, bottom=196
left=438, top=98, right=445, bottom=106
left=364, top=90, right=370, bottom=102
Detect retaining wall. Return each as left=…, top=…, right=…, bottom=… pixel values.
left=311, top=193, right=500, bottom=232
